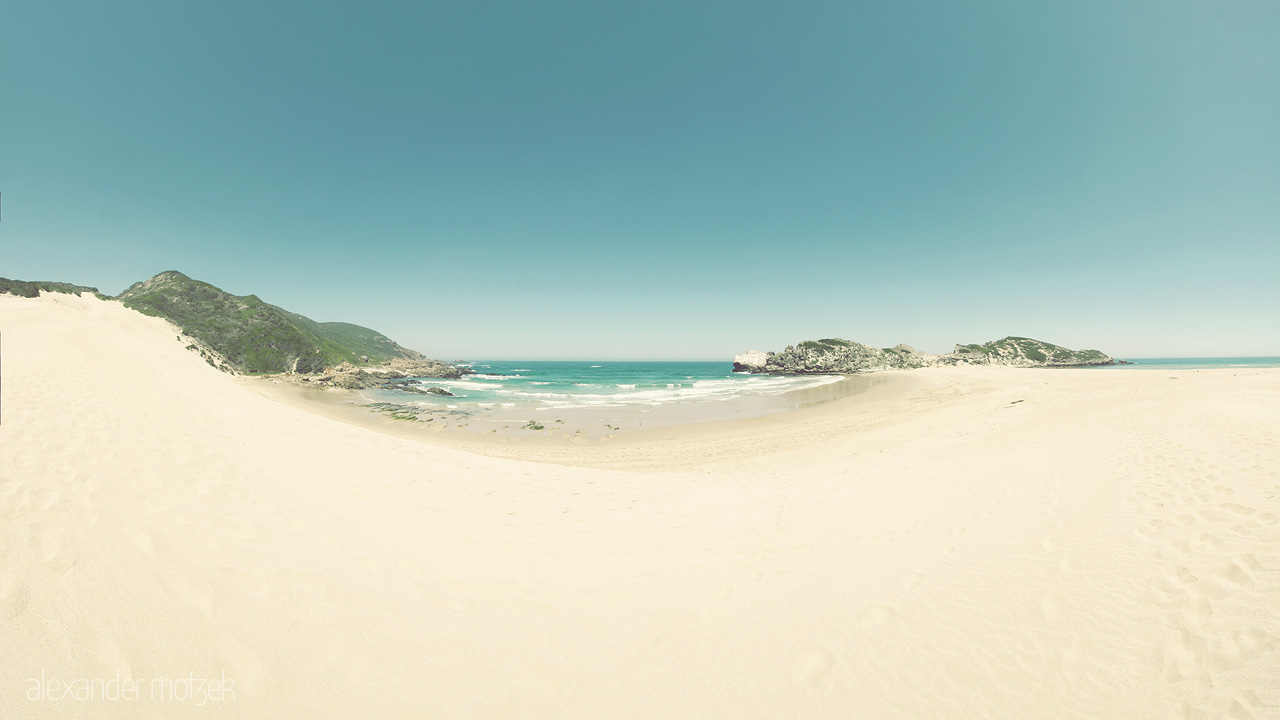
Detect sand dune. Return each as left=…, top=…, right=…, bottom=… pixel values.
left=1, top=292, right=1277, bottom=718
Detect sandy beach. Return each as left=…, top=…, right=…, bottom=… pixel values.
left=2, top=292, right=1277, bottom=719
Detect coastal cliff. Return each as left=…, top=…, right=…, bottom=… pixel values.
left=735, top=336, right=1119, bottom=374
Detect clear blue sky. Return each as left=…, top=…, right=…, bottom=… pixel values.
left=3, top=0, right=1277, bottom=359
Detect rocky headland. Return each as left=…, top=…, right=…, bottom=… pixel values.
left=734, top=336, right=1122, bottom=374
left=2, top=271, right=468, bottom=387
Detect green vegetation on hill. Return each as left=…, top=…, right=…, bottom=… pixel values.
left=742, top=335, right=1117, bottom=374
left=953, top=336, right=1112, bottom=366
left=116, top=271, right=429, bottom=374
left=798, top=338, right=853, bottom=352
left=0, top=277, right=102, bottom=298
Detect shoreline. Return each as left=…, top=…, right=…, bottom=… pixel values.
left=245, top=361, right=1272, bottom=470
left=241, top=371, right=903, bottom=460
left=247, top=361, right=1280, bottom=473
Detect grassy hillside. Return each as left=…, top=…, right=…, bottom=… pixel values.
left=116, top=271, right=429, bottom=373
left=0, top=277, right=102, bottom=298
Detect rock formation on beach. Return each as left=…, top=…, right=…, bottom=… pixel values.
left=735, top=336, right=1120, bottom=374
left=291, top=359, right=465, bottom=390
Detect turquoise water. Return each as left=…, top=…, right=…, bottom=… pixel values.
left=1107, top=357, right=1280, bottom=370
left=363, top=357, right=1280, bottom=412
left=363, top=360, right=842, bottom=411
left=344, top=356, right=1276, bottom=437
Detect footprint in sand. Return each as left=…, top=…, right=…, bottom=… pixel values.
left=1216, top=559, right=1255, bottom=588
left=1177, top=530, right=1212, bottom=554
left=1172, top=565, right=1199, bottom=586
left=27, top=522, right=76, bottom=569
left=1167, top=566, right=1217, bottom=613
left=220, top=566, right=270, bottom=598
left=288, top=569, right=332, bottom=597
left=1137, top=519, right=1166, bottom=539
left=30, top=488, right=71, bottom=512
left=212, top=516, right=258, bottom=540
left=1227, top=690, right=1280, bottom=720
left=1167, top=701, right=1207, bottom=720
left=1041, top=590, right=1069, bottom=621
left=860, top=604, right=898, bottom=628
left=1176, top=514, right=1200, bottom=527
left=155, top=571, right=214, bottom=618
left=1162, top=626, right=1204, bottom=683
left=0, top=573, right=31, bottom=619
left=120, top=526, right=156, bottom=556
left=788, top=646, right=836, bottom=686
left=1208, top=628, right=1271, bottom=674
left=0, top=486, right=30, bottom=521
left=1238, top=553, right=1276, bottom=572
left=514, top=655, right=578, bottom=700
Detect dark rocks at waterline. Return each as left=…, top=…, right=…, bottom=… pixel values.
left=373, top=379, right=455, bottom=396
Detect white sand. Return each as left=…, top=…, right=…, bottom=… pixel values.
left=2, top=292, right=1278, bottom=719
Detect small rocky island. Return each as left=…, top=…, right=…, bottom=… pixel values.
left=734, top=336, right=1122, bottom=374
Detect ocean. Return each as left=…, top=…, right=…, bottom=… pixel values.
left=343, top=357, right=1279, bottom=437
left=363, top=360, right=842, bottom=411
left=348, top=360, right=857, bottom=437
left=1101, top=357, right=1280, bottom=370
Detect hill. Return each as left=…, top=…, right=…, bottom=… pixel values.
left=112, top=271, right=460, bottom=376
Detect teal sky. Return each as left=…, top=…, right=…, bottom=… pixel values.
left=3, top=1, right=1278, bottom=359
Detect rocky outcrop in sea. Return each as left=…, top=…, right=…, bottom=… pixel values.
left=946, top=337, right=1120, bottom=368
left=734, top=336, right=1120, bottom=374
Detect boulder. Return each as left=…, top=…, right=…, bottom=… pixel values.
left=732, top=350, right=770, bottom=372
